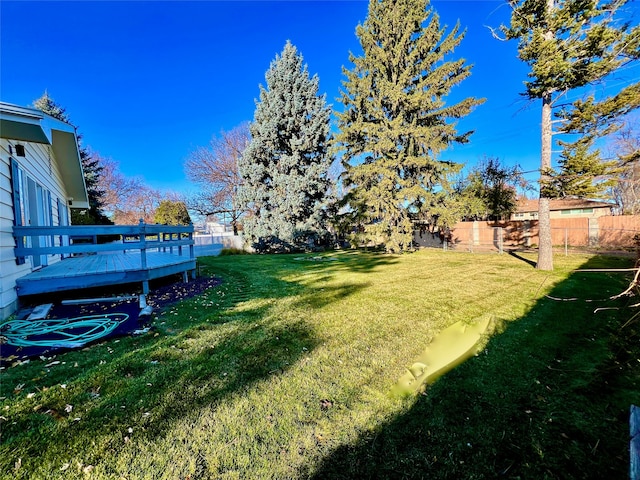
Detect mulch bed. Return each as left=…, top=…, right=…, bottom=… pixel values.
left=146, top=275, right=222, bottom=310
left=1, top=276, right=223, bottom=363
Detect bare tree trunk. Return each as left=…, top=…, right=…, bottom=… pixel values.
left=537, top=0, right=555, bottom=271
left=537, top=90, right=554, bottom=270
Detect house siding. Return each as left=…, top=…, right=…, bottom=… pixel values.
left=0, top=137, right=71, bottom=319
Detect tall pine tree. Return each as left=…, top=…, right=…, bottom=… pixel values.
left=33, top=92, right=111, bottom=225
left=504, top=0, right=640, bottom=270
left=334, top=0, right=484, bottom=253
left=238, top=41, right=332, bottom=252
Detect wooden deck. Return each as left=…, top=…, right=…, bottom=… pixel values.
left=12, top=223, right=196, bottom=297
left=16, top=250, right=196, bottom=297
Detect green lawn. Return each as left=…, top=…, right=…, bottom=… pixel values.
left=1, top=250, right=638, bottom=479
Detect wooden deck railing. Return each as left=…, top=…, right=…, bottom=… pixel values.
left=13, top=222, right=195, bottom=266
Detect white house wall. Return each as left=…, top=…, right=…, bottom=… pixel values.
left=0, top=137, right=70, bottom=319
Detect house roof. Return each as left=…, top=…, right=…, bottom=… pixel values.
left=0, top=101, right=89, bottom=209
left=516, top=198, right=615, bottom=213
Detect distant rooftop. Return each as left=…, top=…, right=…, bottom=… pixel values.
left=516, top=198, right=615, bottom=213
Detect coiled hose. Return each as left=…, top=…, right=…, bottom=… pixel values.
left=0, top=313, right=129, bottom=349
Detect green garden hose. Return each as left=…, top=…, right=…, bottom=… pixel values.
left=0, top=313, right=129, bottom=349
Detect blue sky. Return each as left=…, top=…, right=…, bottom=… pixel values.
left=1, top=0, right=637, bottom=196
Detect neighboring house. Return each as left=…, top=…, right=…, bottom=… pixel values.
left=204, top=216, right=233, bottom=235
left=511, top=198, right=615, bottom=221
left=206, top=221, right=227, bottom=234
left=0, top=101, right=89, bottom=319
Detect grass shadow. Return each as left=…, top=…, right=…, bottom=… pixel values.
left=0, top=253, right=368, bottom=477
left=319, top=249, right=400, bottom=273
left=309, top=254, right=638, bottom=479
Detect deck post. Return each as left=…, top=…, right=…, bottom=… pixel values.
left=189, top=227, right=196, bottom=280
left=189, top=227, right=195, bottom=260
left=139, top=219, right=148, bottom=270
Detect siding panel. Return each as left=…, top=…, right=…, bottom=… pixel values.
left=1, top=136, right=73, bottom=318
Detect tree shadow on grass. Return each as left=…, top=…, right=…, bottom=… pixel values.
left=0, top=254, right=367, bottom=478
left=289, top=276, right=371, bottom=311
left=310, top=249, right=400, bottom=273
left=281, top=250, right=400, bottom=310
left=309, top=255, right=638, bottom=479
left=508, top=248, right=538, bottom=268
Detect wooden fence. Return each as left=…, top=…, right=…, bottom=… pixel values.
left=413, top=215, right=640, bottom=252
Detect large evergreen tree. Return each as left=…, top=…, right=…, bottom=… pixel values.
left=334, top=0, right=484, bottom=253
left=33, top=92, right=111, bottom=225
left=238, top=41, right=332, bottom=252
left=504, top=0, right=640, bottom=270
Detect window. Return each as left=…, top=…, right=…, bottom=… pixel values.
left=9, top=158, right=53, bottom=268
left=561, top=208, right=593, bottom=215
left=10, top=158, right=26, bottom=265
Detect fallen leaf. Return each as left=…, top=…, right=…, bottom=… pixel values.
left=320, top=399, right=333, bottom=410
left=45, top=409, right=63, bottom=420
